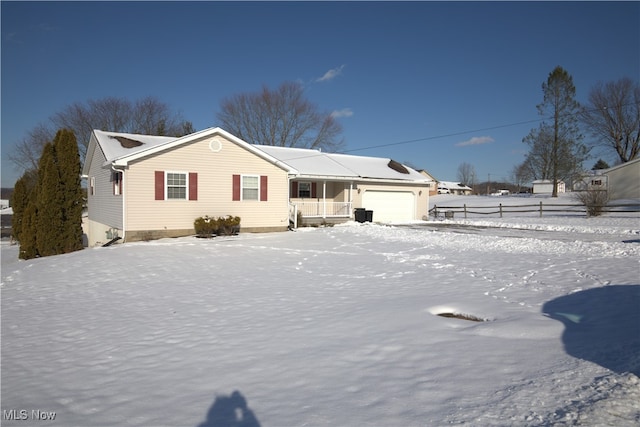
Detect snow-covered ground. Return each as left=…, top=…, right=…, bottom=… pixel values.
left=2, top=195, right=639, bottom=427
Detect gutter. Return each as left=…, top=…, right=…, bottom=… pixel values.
left=111, top=165, right=126, bottom=242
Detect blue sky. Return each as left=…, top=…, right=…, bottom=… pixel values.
left=2, top=1, right=639, bottom=187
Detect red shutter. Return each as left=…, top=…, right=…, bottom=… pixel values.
left=291, top=181, right=298, bottom=198
left=189, top=173, right=198, bottom=200
left=311, top=182, right=317, bottom=198
left=260, top=175, right=268, bottom=201
left=155, top=171, right=164, bottom=200
left=232, top=174, right=241, bottom=201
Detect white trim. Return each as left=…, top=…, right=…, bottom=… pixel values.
left=165, top=171, right=189, bottom=200
left=111, top=127, right=298, bottom=174
left=241, top=174, right=260, bottom=201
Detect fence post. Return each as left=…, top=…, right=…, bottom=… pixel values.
left=539, top=201, right=543, bottom=217
left=464, top=204, right=467, bottom=219
left=433, top=205, right=438, bottom=219
left=499, top=203, right=503, bottom=218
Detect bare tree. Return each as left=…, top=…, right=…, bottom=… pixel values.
left=456, top=162, right=476, bottom=186
left=7, top=123, right=55, bottom=173
left=510, top=163, right=530, bottom=192
left=581, top=77, right=640, bottom=163
left=217, top=81, right=344, bottom=151
left=9, top=96, right=193, bottom=178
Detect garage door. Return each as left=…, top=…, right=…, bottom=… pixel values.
left=361, top=191, right=415, bottom=223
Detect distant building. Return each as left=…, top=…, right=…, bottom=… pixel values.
left=0, top=199, right=9, bottom=210
left=437, top=181, right=473, bottom=195
left=573, top=158, right=640, bottom=200
left=532, top=180, right=565, bottom=194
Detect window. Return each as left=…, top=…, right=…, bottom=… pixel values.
left=112, top=172, right=122, bottom=196
left=90, top=176, right=95, bottom=196
left=242, top=175, right=259, bottom=200
left=298, top=182, right=311, bottom=198
left=233, top=174, right=267, bottom=201
left=155, top=171, right=197, bottom=201
left=167, top=172, right=187, bottom=199
left=591, top=179, right=602, bottom=186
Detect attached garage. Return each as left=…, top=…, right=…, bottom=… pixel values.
left=362, top=190, right=416, bottom=222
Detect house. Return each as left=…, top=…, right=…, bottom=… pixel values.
left=437, top=181, right=473, bottom=195
left=257, top=145, right=433, bottom=226
left=574, top=159, right=640, bottom=199
left=602, top=158, right=640, bottom=200
left=532, top=179, right=565, bottom=195
left=418, top=170, right=439, bottom=196
left=82, top=127, right=432, bottom=246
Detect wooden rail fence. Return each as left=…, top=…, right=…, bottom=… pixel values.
left=429, top=201, right=640, bottom=219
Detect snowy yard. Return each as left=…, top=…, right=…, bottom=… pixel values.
left=2, top=195, right=639, bottom=426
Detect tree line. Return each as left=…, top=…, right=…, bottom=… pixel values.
left=455, top=69, right=638, bottom=196
left=6, top=71, right=639, bottom=259
left=11, top=130, right=84, bottom=259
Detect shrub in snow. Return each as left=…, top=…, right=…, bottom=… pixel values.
left=194, top=215, right=240, bottom=237
left=217, top=215, right=241, bottom=236
left=574, top=190, right=610, bottom=217
left=194, top=216, right=218, bottom=238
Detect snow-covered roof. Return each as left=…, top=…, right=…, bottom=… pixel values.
left=256, top=145, right=430, bottom=182
left=93, top=130, right=178, bottom=163
left=438, top=181, right=473, bottom=190
left=88, top=128, right=429, bottom=183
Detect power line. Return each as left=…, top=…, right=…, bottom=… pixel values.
left=340, top=101, right=640, bottom=154
left=342, top=118, right=544, bottom=154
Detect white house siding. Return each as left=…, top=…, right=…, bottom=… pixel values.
left=124, top=135, right=289, bottom=240
left=85, top=140, right=123, bottom=246
left=607, top=159, right=640, bottom=200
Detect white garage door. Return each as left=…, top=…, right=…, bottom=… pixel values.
left=361, top=191, right=415, bottom=223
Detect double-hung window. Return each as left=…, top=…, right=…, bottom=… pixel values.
left=167, top=172, right=187, bottom=199
left=242, top=175, right=259, bottom=201
left=298, top=182, right=311, bottom=198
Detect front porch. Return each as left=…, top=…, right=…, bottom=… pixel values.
left=289, top=201, right=353, bottom=227
left=288, top=179, right=355, bottom=228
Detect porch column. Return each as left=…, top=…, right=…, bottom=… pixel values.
left=322, top=180, right=327, bottom=218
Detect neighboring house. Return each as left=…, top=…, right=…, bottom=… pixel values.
left=532, top=179, right=565, bottom=194
left=437, top=181, right=473, bottom=195
left=573, top=173, right=608, bottom=192
left=0, top=199, right=9, bottom=210
left=82, top=127, right=432, bottom=246
left=603, top=158, right=640, bottom=200
left=418, top=170, right=439, bottom=196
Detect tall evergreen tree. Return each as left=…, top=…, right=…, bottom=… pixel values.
left=15, top=129, right=85, bottom=259
left=522, top=66, right=588, bottom=197
left=19, top=201, right=39, bottom=260
left=54, top=129, right=84, bottom=253
left=10, top=169, right=38, bottom=244
left=35, top=142, right=63, bottom=256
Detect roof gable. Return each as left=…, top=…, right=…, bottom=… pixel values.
left=89, top=127, right=296, bottom=174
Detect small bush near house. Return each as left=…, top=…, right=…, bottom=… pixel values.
left=194, top=215, right=240, bottom=237
left=194, top=216, right=218, bottom=238
left=217, top=215, right=241, bottom=236
left=574, top=190, right=610, bottom=217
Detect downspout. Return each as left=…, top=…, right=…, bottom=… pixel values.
left=111, top=165, right=125, bottom=242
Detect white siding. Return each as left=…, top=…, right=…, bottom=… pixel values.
left=85, top=138, right=123, bottom=245
left=124, top=135, right=290, bottom=234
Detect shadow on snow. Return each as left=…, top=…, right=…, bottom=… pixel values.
left=196, top=391, right=261, bottom=427
left=543, top=285, right=640, bottom=377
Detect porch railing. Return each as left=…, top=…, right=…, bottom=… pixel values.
left=294, top=201, right=353, bottom=218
